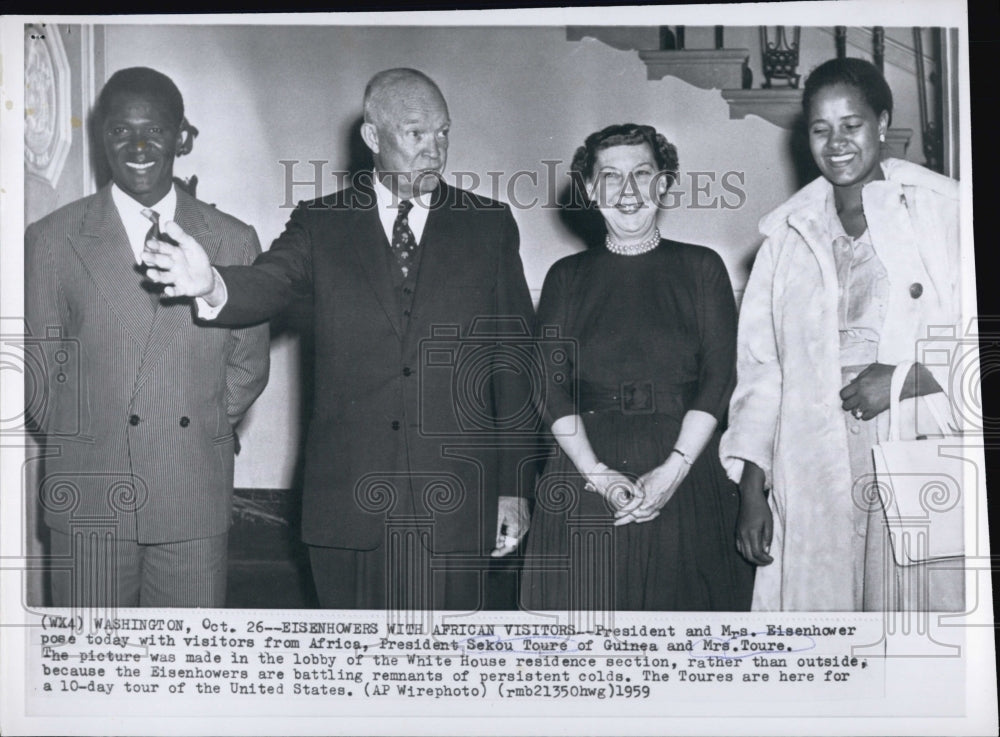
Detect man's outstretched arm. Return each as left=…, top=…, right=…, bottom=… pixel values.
left=143, top=207, right=314, bottom=326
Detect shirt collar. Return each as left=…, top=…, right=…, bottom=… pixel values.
left=110, top=182, right=178, bottom=223
left=372, top=170, right=432, bottom=211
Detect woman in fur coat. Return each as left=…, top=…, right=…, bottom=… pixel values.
left=720, top=58, right=964, bottom=611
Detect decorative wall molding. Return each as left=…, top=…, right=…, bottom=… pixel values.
left=882, top=128, right=914, bottom=160
left=720, top=88, right=803, bottom=128
left=566, top=26, right=661, bottom=51
left=24, top=23, right=72, bottom=188
left=720, top=85, right=916, bottom=155
left=81, top=25, right=97, bottom=196
left=638, top=49, right=750, bottom=90
left=563, top=24, right=924, bottom=143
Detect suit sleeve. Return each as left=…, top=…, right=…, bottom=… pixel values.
left=214, top=203, right=314, bottom=326
left=24, top=223, right=70, bottom=436
left=492, top=206, right=541, bottom=499
left=690, top=248, right=739, bottom=422
left=223, top=226, right=271, bottom=427
left=719, top=234, right=783, bottom=489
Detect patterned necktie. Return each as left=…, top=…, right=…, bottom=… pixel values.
left=140, top=208, right=163, bottom=308
left=390, top=200, right=417, bottom=278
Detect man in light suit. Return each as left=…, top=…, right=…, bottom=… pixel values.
left=25, top=67, right=269, bottom=608
left=143, top=68, right=537, bottom=610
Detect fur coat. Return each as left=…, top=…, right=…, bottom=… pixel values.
left=719, top=158, right=962, bottom=610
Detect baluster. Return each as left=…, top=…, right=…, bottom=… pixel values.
left=835, top=26, right=847, bottom=59
left=760, top=26, right=802, bottom=88
left=658, top=26, right=676, bottom=50
left=873, top=26, right=886, bottom=73
left=913, top=27, right=943, bottom=172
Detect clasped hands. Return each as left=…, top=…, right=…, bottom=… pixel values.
left=584, top=453, right=690, bottom=526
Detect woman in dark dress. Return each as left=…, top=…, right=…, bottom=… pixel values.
left=520, top=123, right=753, bottom=612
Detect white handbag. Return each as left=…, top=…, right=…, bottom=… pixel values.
left=871, top=361, right=965, bottom=566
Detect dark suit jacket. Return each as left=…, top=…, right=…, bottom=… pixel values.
left=216, top=180, right=537, bottom=553
left=25, top=186, right=270, bottom=544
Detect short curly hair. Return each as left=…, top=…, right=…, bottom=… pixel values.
left=802, top=57, right=893, bottom=126
left=96, top=67, right=184, bottom=128
left=570, top=123, right=679, bottom=190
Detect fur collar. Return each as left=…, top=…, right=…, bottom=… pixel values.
left=758, top=158, right=958, bottom=237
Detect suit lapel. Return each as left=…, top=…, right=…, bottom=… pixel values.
left=410, top=183, right=464, bottom=321
left=134, top=189, right=222, bottom=389
left=68, top=187, right=156, bottom=345
left=347, top=182, right=403, bottom=339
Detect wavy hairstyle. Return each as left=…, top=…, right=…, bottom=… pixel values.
left=570, top=123, right=679, bottom=192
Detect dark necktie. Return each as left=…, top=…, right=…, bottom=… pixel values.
left=390, top=200, right=417, bottom=278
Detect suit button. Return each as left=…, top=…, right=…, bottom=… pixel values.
left=909, top=282, right=923, bottom=299
left=403, top=287, right=412, bottom=295
left=402, top=367, right=412, bottom=377
left=179, top=417, right=190, bottom=428
left=391, top=420, right=400, bottom=431
left=129, top=414, right=140, bottom=426
left=403, top=309, right=411, bottom=317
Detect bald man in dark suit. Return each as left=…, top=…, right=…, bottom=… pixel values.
left=143, top=67, right=538, bottom=610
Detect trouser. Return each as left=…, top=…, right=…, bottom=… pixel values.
left=308, top=543, right=489, bottom=610
left=48, top=528, right=228, bottom=608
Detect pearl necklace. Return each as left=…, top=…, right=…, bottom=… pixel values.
left=605, top=228, right=660, bottom=256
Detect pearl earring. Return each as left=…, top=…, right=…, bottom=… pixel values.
left=879, top=132, right=886, bottom=143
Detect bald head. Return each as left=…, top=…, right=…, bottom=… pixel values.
left=363, top=68, right=447, bottom=128
left=360, top=68, right=451, bottom=200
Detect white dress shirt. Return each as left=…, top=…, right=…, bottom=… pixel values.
left=111, top=183, right=177, bottom=264
left=372, top=171, right=431, bottom=245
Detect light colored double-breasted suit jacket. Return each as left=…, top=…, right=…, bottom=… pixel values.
left=25, top=185, right=270, bottom=544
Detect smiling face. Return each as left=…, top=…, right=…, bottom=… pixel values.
left=807, top=82, right=889, bottom=192
left=102, top=91, right=182, bottom=207
left=362, top=80, right=450, bottom=201
left=587, top=143, right=666, bottom=243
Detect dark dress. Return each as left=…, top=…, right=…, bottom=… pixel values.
left=520, top=239, right=754, bottom=611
